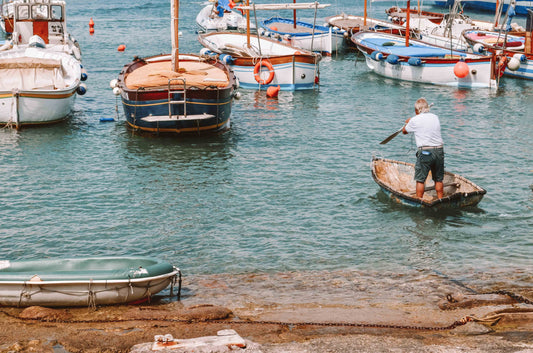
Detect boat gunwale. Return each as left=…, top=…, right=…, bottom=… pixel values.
left=462, top=29, right=532, bottom=58
left=117, top=53, right=235, bottom=95
left=0, top=268, right=180, bottom=285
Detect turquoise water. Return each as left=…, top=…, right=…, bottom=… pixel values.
left=0, top=0, right=531, bottom=300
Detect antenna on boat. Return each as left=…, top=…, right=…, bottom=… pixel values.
left=171, top=0, right=180, bottom=72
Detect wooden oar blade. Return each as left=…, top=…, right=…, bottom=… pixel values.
left=380, top=129, right=402, bottom=145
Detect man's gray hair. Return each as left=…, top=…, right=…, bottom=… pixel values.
left=415, top=98, right=431, bottom=114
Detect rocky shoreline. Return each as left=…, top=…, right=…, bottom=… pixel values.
left=1, top=291, right=532, bottom=353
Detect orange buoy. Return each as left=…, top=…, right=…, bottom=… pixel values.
left=453, top=61, right=469, bottom=78
left=117, top=44, right=126, bottom=52
left=270, top=26, right=278, bottom=31
left=89, top=18, right=94, bottom=28
left=89, top=27, right=95, bottom=35
left=266, top=85, right=280, bottom=98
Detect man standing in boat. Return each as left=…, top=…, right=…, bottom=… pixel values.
left=402, top=98, right=444, bottom=200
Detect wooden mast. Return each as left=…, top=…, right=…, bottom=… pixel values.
left=293, top=0, right=297, bottom=29
left=246, top=0, right=250, bottom=47
left=171, top=0, right=179, bottom=72
left=405, top=0, right=410, bottom=46
left=364, top=0, right=367, bottom=26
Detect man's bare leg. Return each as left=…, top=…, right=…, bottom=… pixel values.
left=435, top=181, right=444, bottom=199
left=416, top=182, right=425, bottom=199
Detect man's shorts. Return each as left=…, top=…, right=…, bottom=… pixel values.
left=414, top=147, right=445, bottom=183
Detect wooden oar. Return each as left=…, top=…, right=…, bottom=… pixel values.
left=380, top=127, right=404, bottom=145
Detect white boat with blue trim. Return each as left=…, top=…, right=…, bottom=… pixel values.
left=260, top=17, right=346, bottom=55
left=352, top=31, right=504, bottom=88
left=463, top=29, right=533, bottom=80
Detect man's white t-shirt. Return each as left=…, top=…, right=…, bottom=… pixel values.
left=404, top=112, right=443, bottom=148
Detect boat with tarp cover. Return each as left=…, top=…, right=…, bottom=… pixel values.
left=0, top=257, right=181, bottom=307
left=371, top=157, right=486, bottom=209
left=113, top=0, right=236, bottom=134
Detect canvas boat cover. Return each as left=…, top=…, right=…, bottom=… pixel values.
left=0, top=56, right=67, bottom=90
left=125, top=61, right=229, bottom=89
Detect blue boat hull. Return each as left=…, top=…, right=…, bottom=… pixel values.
left=117, top=55, right=235, bottom=134
left=434, top=0, right=533, bottom=15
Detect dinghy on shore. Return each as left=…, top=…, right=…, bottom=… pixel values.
left=0, top=257, right=180, bottom=307
left=371, top=157, right=486, bottom=209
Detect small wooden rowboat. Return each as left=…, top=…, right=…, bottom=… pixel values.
left=371, top=157, right=486, bottom=208
left=0, top=257, right=180, bottom=307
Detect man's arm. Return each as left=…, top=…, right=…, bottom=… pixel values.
left=402, top=118, right=411, bottom=134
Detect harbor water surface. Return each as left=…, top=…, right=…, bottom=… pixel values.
left=0, top=0, right=532, bottom=307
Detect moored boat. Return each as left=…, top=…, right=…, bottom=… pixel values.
left=0, top=45, right=83, bottom=127
left=463, top=29, right=533, bottom=80
left=0, top=0, right=82, bottom=61
left=113, top=0, right=236, bottom=134
left=371, top=157, right=486, bottom=209
left=195, top=1, right=252, bottom=33
left=198, top=31, right=321, bottom=90
left=0, top=256, right=181, bottom=307
left=325, top=13, right=406, bottom=41
left=433, top=0, right=533, bottom=16
left=352, top=31, right=504, bottom=88
left=260, top=16, right=346, bottom=55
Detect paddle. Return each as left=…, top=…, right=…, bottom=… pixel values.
left=380, top=126, right=404, bottom=145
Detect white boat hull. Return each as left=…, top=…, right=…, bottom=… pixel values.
left=0, top=88, right=77, bottom=125
left=281, top=30, right=345, bottom=55
left=353, top=32, right=498, bottom=89
left=231, top=59, right=319, bottom=90
left=362, top=54, right=497, bottom=88
left=504, top=57, right=533, bottom=80
left=0, top=271, right=179, bottom=307
left=0, top=257, right=180, bottom=307
left=0, top=47, right=82, bottom=126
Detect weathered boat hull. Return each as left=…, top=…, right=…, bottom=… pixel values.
left=371, top=157, right=486, bottom=209
left=117, top=54, right=235, bottom=134
left=0, top=257, right=180, bottom=307
left=352, top=31, right=499, bottom=89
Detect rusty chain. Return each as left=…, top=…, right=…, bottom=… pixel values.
left=0, top=309, right=475, bottom=332
left=491, top=290, right=533, bottom=305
